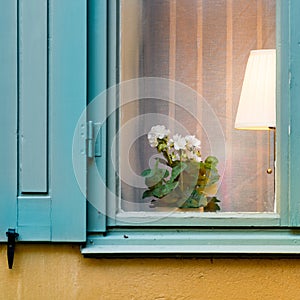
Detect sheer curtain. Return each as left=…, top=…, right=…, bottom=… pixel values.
left=120, top=0, right=276, bottom=212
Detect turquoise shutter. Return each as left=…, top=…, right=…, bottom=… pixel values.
left=0, top=0, right=18, bottom=241
left=0, top=0, right=87, bottom=241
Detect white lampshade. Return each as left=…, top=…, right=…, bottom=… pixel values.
left=235, top=49, right=276, bottom=130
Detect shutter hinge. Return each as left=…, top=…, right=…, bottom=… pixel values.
left=86, top=121, right=102, bottom=158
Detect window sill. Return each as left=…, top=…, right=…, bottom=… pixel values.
left=111, top=212, right=280, bottom=227
left=81, top=229, right=300, bottom=256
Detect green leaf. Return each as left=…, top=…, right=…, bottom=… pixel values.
left=193, top=191, right=208, bottom=207
left=205, top=156, right=218, bottom=166
left=142, top=190, right=154, bottom=199
left=170, top=162, right=187, bottom=182
left=179, top=190, right=208, bottom=208
left=180, top=198, right=199, bottom=208
left=141, top=169, right=152, bottom=177
left=144, top=159, right=169, bottom=188
left=145, top=170, right=165, bottom=188
left=152, top=181, right=179, bottom=198
left=163, top=169, right=170, bottom=178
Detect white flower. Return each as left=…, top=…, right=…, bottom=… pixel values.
left=147, top=125, right=170, bottom=147
left=149, top=125, right=170, bottom=139
left=185, top=135, right=201, bottom=149
left=172, top=134, right=186, bottom=150
left=148, top=133, right=158, bottom=147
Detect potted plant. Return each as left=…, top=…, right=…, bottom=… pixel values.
left=141, top=125, right=221, bottom=212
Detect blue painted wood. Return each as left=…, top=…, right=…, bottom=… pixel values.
left=19, top=0, right=48, bottom=193
left=82, top=229, right=300, bottom=255
left=17, top=196, right=51, bottom=241
left=87, top=0, right=107, bottom=233
left=106, top=0, right=119, bottom=227
left=49, top=0, right=86, bottom=241
left=289, top=0, right=300, bottom=226
left=114, top=212, right=280, bottom=227
left=0, top=0, right=18, bottom=241
left=277, top=0, right=290, bottom=226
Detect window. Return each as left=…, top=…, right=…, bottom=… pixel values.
left=81, top=0, right=300, bottom=255
left=2, top=0, right=300, bottom=254
left=120, top=0, right=276, bottom=214
left=101, top=0, right=281, bottom=227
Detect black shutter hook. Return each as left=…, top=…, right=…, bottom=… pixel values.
left=6, top=228, right=19, bottom=269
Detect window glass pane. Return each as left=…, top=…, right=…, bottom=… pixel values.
left=120, top=0, right=276, bottom=213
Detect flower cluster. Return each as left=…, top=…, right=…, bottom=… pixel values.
left=142, top=125, right=221, bottom=211
left=147, top=125, right=170, bottom=147
left=147, top=125, right=202, bottom=164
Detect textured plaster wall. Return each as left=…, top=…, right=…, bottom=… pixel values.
left=1, top=244, right=300, bottom=300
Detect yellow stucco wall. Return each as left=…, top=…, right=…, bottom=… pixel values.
left=1, top=244, right=300, bottom=300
